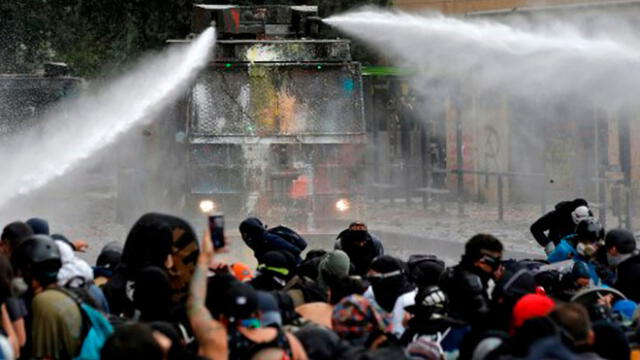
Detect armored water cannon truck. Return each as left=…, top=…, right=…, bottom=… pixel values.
left=179, top=4, right=366, bottom=230
left=0, top=63, right=80, bottom=137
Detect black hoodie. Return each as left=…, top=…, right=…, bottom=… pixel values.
left=239, top=218, right=302, bottom=263
left=104, top=213, right=189, bottom=318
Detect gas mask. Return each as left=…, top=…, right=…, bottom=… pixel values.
left=480, top=254, right=502, bottom=272
left=576, top=242, right=597, bottom=257
left=572, top=206, right=590, bottom=224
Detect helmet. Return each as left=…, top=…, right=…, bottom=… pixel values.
left=572, top=206, right=591, bottom=224
left=575, top=218, right=604, bottom=243
left=11, top=235, right=61, bottom=283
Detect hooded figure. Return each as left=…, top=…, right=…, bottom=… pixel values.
left=317, top=250, right=351, bottom=292
left=239, top=217, right=302, bottom=263
left=530, top=198, right=591, bottom=254
left=490, top=267, right=537, bottom=331
left=368, top=255, right=415, bottom=313
left=335, top=222, right=383, bottom=276
left=94, top=241, right=123, bottom=287
left=407, top=255, right=445, bottom=288
left=103, top=213, right=175, bottom=319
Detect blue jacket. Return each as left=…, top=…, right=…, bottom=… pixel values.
left=547, top=235, right=600, bottom=285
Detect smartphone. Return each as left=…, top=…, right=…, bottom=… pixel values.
left=208, top=215, right=225, bottom=250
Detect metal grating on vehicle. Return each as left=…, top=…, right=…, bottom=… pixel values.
left=189, top=64, right=365, bottom=137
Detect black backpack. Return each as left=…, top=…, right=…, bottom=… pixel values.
left=267, top=226, right=307, bottom=252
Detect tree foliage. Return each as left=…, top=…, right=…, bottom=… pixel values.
left=0, top=0, right=388, bottom=77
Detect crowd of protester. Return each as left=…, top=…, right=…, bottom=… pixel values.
left=0, top=198, right=639, bottom=359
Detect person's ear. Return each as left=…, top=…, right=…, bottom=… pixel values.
left=165, top=254, right=174, bottom=269
left=587, top=329, right=596, bottom=346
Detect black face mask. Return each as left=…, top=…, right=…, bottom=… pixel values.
left=369, top=271, right=414, bottom=312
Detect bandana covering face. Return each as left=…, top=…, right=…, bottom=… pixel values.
left=331, top=294, right=392, bottom=341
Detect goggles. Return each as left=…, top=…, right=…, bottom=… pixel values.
left=368, top=270, right=403, bottom=280
left=480, top=253, right=502, bottom=271
left=240, top=318, right=262, bottom=329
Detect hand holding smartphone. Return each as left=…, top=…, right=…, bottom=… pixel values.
left=208, top=214, right=225, bottom=250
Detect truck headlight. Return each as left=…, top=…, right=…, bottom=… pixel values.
left=336, top=198, right=351, bottom=212
left=199, top=200, right=216, bottom=214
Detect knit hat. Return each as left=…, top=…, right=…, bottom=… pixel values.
left=512, top=294, right=555, bottom=329
left=407, top=255, right=445, bottom=287
left=406, top=336, right=444, bottom=360
left=370, top=255, right=404, bottom=274
left=332, top=294, right=392, bottom=341
left=318, top=250, right=350, bottom=290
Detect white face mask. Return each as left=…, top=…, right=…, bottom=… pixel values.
left=607, top=253, right=630, bottom=267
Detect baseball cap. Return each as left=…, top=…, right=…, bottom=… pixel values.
left=222, top=282, right=259, bottom=322
left=230, top=262, right=254, bottom=282
left=257, top=291, right=281, bottom=327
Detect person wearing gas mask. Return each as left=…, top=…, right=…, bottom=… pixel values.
left=440, top=234, right=504, bottom=327
left=547, top=218, right=604, bottom=285
left=402, top=286, right=465, bottom=353
left=530, top=198, right=592, bottom=255
left=603, top=229, right=640, bottom=302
